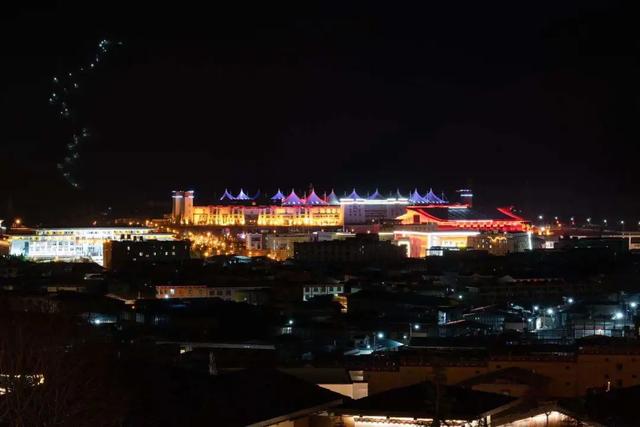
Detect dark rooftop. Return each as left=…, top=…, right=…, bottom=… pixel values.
left=336, top=380, right=516, bottom=420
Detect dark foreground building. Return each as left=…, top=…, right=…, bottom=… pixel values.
left=294, top=234, right=405, bottom=264
left=103, top=239, right=190, bottom=270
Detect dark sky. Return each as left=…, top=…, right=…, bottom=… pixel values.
left=1, top=2, right=639, bottom=224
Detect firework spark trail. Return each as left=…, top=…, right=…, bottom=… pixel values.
left=49, top=39, right=123, bottom=189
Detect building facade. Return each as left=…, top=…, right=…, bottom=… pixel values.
left=9, top=227, right=175, bottom=266
left=103, top=239, right=190, bottom=270
left=170, top=187, right=457, bottom=227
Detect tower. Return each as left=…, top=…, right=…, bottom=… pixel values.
left=183, top=191, right=194, bottom=224
left=171, top=191, right=184, bottom=222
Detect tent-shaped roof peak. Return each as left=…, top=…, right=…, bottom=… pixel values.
left=235, top=189, right=251, bottom=200
left=327, top=190, right=340, bottom=205
left=282, top=189, right=303, bottom=205
left=409, top=188, right=425, bottom=204
left=271, top=189, right=285, bottom=201
left=346, top=188, right=361, bottom=200
left=306, top=189, right=327, bottom=205
left=220, top=189, right=235, bottom=201
left=424, top=188, right=445, bottom=204
left=368, top=188, right=385, bottom=200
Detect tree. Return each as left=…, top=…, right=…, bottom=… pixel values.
left=0, top=309, right=126, bottom=426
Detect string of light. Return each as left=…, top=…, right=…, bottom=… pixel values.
left=49, top=39, right=123, bottom=189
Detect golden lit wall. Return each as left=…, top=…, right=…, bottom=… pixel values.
left=258, top=206, right=342, bottom=226
left=190, top=205, right=343, bottom=226
left=192, top=206, right=246, bottom=225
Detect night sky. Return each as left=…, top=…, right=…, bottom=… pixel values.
left=1, top=2, right=639, bottom=224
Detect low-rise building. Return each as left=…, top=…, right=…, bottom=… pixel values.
left=103, top=239, right=190, bottom=270
left=155, top=284, right=269, bottom=305
left=294, top=234, right=405, bottom=264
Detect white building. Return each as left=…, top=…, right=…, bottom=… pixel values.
left=303, top=284, right=345, bottom=301
left=9, top=227, right=175, bottom=266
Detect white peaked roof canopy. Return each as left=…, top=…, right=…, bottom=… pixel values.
left=395, top=189, right=406, bottom=199
left=305, top=189, right=327, bottom=205
left=346, top=188, right=361, bottom=200
left=271, top=189, right=285, bottom=201
left=220, top=189, right=236, bottom=200
left=368, top=189, right=385, bottom=200
left=409, top=188, right=425, bottom=203
left=424, top=188, right=445, bottom=204
left=235, top=189, right=251, bottom=200
left=327, top=190, right=340, bottom=205
left=282, top=189, right=303, bottom=205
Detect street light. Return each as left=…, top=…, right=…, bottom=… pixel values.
left=546, top=308, right=554, bottom=315
left=568, top=298, right=574, bottom=304
left=630, top=302, right=637, bottom=309
left=377, top=332, right=385, bottom=339
left=538, top=215, right=544, bottom=220
left=413, top=324, right=421, bottom=330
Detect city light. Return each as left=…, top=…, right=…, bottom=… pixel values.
left=546, top=308, right=554, bottom=315
left=614, top=312, right=624, bottom=320
left=377, top=332, right=385, bottom=339
left=568, top=298, right=574, bottom=304
left=533, top=305, right=539, bottom=311
left=413, top=324, right=421, bottom=330
left=288, top=319, right=294, bottom=326
left=631, top=302, right=638, bottom=309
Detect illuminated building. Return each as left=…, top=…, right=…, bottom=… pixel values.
left=340, top=188, right=452, bottom=225
left=395, top=205, right=531, bottom=257
left=398, top=205, right=528, bottom=232
left=171, top=190, right=194, bottom=224
left=173, top=189, right=343, bottom=227
left=171, top=187, right=457, bottom=227
left=170, top=189, right=531, bottom=258
left=9, top=227, right=175, bottom=266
